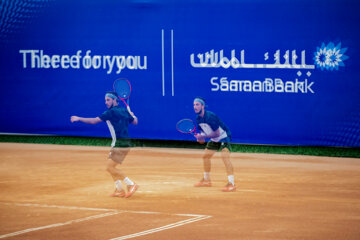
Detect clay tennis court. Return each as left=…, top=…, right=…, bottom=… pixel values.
left=0, top=142, right=359, bottom=240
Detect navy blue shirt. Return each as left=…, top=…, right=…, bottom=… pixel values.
left=196, top=111, right=231, bottom=142
left=99, top=106, right=134, bottom=146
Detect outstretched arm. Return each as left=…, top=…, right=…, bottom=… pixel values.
left=70, top=116, right=102, bottom=124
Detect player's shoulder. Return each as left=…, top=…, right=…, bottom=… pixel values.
left=103, top=106, right=122, bottom=115
left=205, top=110, right=217, bottom=118
left=116, top=105, right=124, bottom=110
left=110, top=106, right=124, bottom=112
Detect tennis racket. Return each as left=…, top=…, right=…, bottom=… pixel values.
left=113, top=78, right=131, bottom=112
left=176, top=119, right=197, bottom=135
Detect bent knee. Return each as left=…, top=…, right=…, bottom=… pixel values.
left=106, top=164, right=116, bottom=173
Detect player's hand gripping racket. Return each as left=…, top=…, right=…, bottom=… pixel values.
left=113, top=78, right=131, bottom=112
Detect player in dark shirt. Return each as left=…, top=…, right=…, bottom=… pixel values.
left=193, top=97, right=236, bottom=192
left=71, top=91, right=139, bottom=198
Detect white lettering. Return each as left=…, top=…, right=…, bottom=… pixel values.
left=210, top=77, right=219, bottom=91
left=210, top=77, right=314, bottom=94
left=61, top=55, right=70, bottom=69
left=19, top=49, right=148, bottom=74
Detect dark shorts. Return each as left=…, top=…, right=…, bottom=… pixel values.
left=205, top=137, right=232, bottom=152
left=114, top=139, right=131, bottom=148
left=108, top=147, right=130, bottom=164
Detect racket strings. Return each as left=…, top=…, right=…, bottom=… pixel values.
left=177, top=119, right=196, bottom=134
left=114, top=79, right=131, bottom=99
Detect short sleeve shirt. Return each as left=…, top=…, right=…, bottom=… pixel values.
left=99, top=106, right=134, bottom=146
left=196, top=111, right=231, bottom=142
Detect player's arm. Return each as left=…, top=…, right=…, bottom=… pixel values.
left=127, top=110, right=138, bottom=125
left=131, top=115, right=138, bottom=125
left=205, top=128, right=220, bottom=139
left=195, top=128, right=220, bottom=141
left=70, top=116, right=102, bottom=124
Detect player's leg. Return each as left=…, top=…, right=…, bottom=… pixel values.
left=106, top=158, right=126, bottom=197
left=106, top=158, right=125, bottom=180
left=220, top=143, right=236, bottom=192
left=221, top=147, right=233, bottom=176
left=194, top=145, right=216, bottom=187
left=203, top=148, right=215, bottom=173
left=107, top=147, right=138, bottom=198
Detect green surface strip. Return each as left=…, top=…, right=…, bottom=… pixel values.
left=0, top=135, right=359, bottom=158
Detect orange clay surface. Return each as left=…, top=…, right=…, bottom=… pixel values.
left=0, top=142, right=359, bottom=240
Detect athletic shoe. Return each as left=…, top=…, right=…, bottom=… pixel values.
left=125, top=183, right=139, bottom=198
left=110, top=189, right=125, bottom=198
left=222, top=182, right=236, bottom=192
left=194, top=178, right=212, bottom=187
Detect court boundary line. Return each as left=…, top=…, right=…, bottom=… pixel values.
left=0, top=203, right=212, bottom=239
left=110, top=214, right=211, bottom=240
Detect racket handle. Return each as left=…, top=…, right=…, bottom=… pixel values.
left=127, top=106, right=137, bottom=121
left=119, top=97, right=130, bottom=108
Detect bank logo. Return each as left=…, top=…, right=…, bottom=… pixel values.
left=314, top=42, right=349, bottom=71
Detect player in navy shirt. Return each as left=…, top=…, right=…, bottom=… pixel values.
left=71, top=91, right=139, bottom=198
left=193, top=97, right=236, bottom=192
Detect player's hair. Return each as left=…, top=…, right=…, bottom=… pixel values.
left=105, top=91, right=119, bottom=101
left=106, top=91, right=118, bottom=97
left=194, top=96, right=207, bottom=107
left=195, top=96, right=206, bottom=103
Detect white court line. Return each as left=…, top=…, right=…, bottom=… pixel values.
left=4, top=202, right=118, bottom=212
left=237, top=189, right=266, bottom=193
left=0, top=211, right=119, bottom=239
left=0, top=203, right=212, bottom=240
left=110, top=215, right=212, bottom=240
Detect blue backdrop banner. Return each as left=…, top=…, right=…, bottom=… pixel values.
left=0, top=0, right=359, bottom=147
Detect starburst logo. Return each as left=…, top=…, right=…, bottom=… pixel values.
left=314, top=42, right=349, bottom=71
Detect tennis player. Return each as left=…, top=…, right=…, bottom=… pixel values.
left=193, top=97, right=236, bottom=192
left=70, top=91, right=139, bottom=198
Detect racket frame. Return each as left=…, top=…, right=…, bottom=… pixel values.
left=113, top=78, right=131, bottom=110
left=176, top=118, right=197, bottom=135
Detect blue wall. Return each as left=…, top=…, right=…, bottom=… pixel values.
left=0, top=0, right=359, bottom=147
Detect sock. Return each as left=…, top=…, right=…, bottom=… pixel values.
left=115, top=180, right=122, bottom=191
left=227, top=175, right=235, bottom=185
left=204, top=172, right=210, bottom=180
left=123, top=177, right=134, bottom=186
